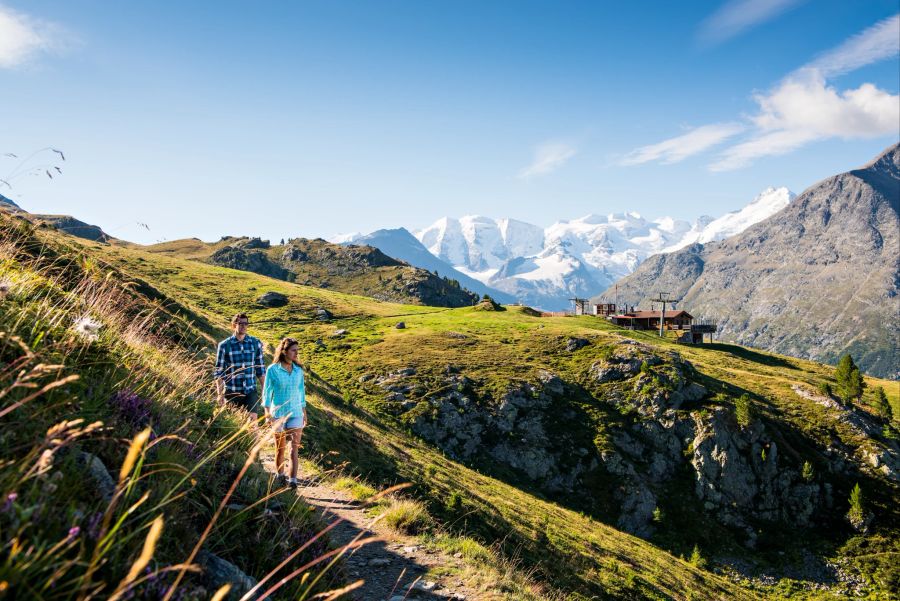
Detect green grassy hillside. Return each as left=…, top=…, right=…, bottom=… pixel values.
left=142, top=235, right=479, bottom=308
left=4, top=211, right=899, bottom=599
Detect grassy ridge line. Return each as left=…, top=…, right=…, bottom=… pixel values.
left=84, top=237, right=759, bottom=599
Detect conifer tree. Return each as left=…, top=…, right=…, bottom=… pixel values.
left=834, top=354, right=864, bottom=403
left=871, top=386, right=891, bottom=420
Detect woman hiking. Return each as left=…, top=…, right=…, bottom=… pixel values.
left=262, top=337, right=307, bottom=488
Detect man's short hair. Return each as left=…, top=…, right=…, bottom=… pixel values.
left=231, top=313, right=249, bottom=325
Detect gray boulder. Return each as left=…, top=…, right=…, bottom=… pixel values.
left=198, top=550, right=261, bottom=600
left=256, top=291, right=288, bottom=308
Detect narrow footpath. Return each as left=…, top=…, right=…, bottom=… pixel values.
left=258, top=449, right=478, bottom=601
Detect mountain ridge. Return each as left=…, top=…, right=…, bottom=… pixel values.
left=598, top=142, right=900, bottom=378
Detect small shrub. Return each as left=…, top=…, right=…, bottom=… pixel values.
left=652, top=506, right=664, bottom=523
left=801, top=461, right=815, bottom=482
left=734, top=393, right=752, bottom=427
left=847, top=483, right=864, bottom=526
left=423, top=464, right=438, bottom=479
left=817, top=381, right=832, bottom=397
left=380, top=497, right=433, bottom=534
left=445, top=490, right=464, bottom=513
left=640, top=361, right=651, bottom=375
left=689, top=544, right=707, bottom=570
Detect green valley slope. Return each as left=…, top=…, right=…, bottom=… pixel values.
left=88, top=224, right=900, bottom=599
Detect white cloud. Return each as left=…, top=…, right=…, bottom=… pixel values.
left=804, top=13, right=900, bottom=78
left=620, top=123, right=745, bottom=166
left=710, top=72, right=899, bottom=170
left=698, top=0, right=806, bottom=46
left=518, top=142, right=576, bottom=179
left=0, top=5, right=66, bottom=68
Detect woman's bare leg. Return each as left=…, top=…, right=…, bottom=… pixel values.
left=289, top=429, right=301, bottom=479
left=274, top=432, right=286, bottom=476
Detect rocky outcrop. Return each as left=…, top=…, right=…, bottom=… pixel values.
left=209, top=246, right=288, bottom=280
left=407, top=370, right=595, bottom=493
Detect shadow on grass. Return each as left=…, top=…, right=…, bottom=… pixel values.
left=705, top=343, right=798, bottom=370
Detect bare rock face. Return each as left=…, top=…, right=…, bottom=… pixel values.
left=410, top=372, right=594, bottom=492
left=688, top=408, right=823, bottom=540
left=599, top=143, right=900, bottom=378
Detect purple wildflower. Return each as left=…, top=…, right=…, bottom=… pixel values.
left=109, top=389, right=153, bottom=429
left=67, top=526, right=80, bottom=540
left=86, top=511, right=103, bottom=540
left=2, top=492, right=17, bottom=512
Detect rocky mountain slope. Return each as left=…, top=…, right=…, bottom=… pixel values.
left=335, top=227, right=515, bottom=303
left=598, top=143, right=900, bottom=379
left=0, top=193, right=112, bottom=242
left=145, top=236, right=479, bottom=308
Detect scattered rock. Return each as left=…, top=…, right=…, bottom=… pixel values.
left=368, top=558, right=391, bottom=567
left=358, top=373, right=375, bottom=383
left=314, top=307, right=333, bottom=321
left=256, top=291, right=288, bottom=308
left=331, top=329, right=349, bottom=338
left=76, top=452, right=115, bottom=502
left=395, top=321, right=406, bottom=329
left=198, top=550, right=260, bottom=600
left=565, top=337, right=589, bottom=351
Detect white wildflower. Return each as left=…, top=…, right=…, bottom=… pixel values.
left=72, top=315, right=102, bottom=342
left=0, top=277, right=12, bottom=300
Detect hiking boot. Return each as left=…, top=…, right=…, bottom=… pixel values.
left=288, top=477, right=299, bottom=489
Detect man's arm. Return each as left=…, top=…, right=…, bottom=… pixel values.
left=254, top=338, right=266, bottom=389
left=214, top=342, right=227, bottom=403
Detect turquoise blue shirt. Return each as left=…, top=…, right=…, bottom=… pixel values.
left=261, top=362, right=306, bottom=420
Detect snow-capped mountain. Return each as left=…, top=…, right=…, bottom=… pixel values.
left=416, top=216, right=544, bottom=276
left=408, top=188, right=794, bottom=310
left=332, top=187, right=794, bottom=311
left=663, top=187, right=795, bottom=252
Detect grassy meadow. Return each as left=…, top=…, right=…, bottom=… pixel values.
left=3, top=211, right=898, bottom=599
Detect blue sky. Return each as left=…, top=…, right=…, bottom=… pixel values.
left=1, top=0, right=898, bottom=244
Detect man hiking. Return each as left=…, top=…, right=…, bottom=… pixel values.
left=214, top=313, right=265, bottom=423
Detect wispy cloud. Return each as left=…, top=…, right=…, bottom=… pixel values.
left=804, top=13, right=900, bottom=78
left=698, top=0, right=806, bottom=46
left=710, top=72, right=899, bottom=170
left=0, top=5, right=68, bottom=68
left=620, top=123, right=745, bottom=166
left=628, top=14, right=900, bottom=171
left=518, top=142, right=576, bottom=179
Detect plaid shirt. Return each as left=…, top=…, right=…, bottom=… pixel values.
left=214, top=335, right=265, bottom=393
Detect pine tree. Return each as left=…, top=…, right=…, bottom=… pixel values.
left=689, top=544, right=707, bottom=569
left=871, top=386, right=891, bottom=420
left=834, top=354, right=864, bottom=404
left=847, top=482, right=865, bottom=528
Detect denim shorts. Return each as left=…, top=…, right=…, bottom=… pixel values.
left=224, top=390, right=260, bottom=414
left=273, top=415, right=305, bottom=432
